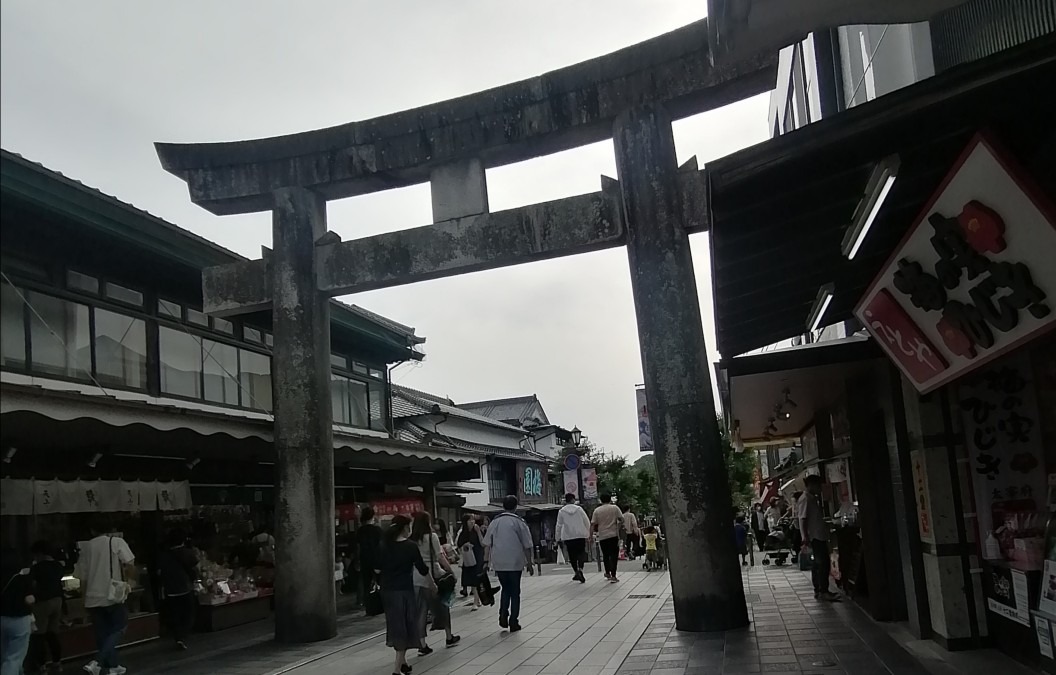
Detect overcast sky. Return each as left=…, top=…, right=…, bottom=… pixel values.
left=0, top=1, right=772, bottom=458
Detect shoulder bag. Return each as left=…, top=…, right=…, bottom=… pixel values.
left=430, top=537, right=456, bottom=595
left=106, top=537, right=132, bottom=604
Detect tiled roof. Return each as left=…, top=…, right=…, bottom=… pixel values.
left=390, top=385, right=528, bottom=434
left=0, top=149, right=422, bottom=345
left=460, top=395, right=549, bottom=427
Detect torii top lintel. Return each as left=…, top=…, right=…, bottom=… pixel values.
left=155, top=18, right=775, bottom=216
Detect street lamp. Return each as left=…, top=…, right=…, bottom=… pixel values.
left=571, top=426, right=582, bottom=447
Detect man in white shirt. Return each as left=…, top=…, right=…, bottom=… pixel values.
left=555, top=493, right=591, bottom=583
left=591, top=494, right=624, bottom=582
left=75, top=521, right=136, bottom=675
left=621, top=506, right=641, bottom=560
left=798, top=475, right=838, bottom=602
left=483, top=495, right=535, bottom=632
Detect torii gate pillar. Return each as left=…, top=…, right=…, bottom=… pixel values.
left=270, top=187, right=337, bottom=643
left=614, top=104, right=748, bottom=631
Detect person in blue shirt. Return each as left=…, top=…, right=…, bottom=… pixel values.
left=734, top=516, right=749, bottom=566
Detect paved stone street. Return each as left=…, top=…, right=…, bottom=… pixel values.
left=110, top=562, right=1035, bottom=675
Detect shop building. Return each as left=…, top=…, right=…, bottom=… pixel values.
left=0, top=150, right=481, bottom=650
left=460, top=394, right=575, bottom=459
left=712, top=36, right=1054, bottom=670
left=391, top=385, right=561, bottom=555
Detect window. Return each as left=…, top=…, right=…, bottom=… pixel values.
left=186, top=309, right=208, bottom=327
left=239, top=349, right=272, bottom=412
left=332, top=374, right=369, bottom=428
left=352, top=362, right=368, bottom=376
left=203, top=339, right=239, bottom=405
left=330, top=353, right=348, bottom=369
left=244, top=327, right=262, bottom=344
left=104, top=282, right=143, bottom=307
left=212, top=317, right=234, bottom=335
left=158, top=299, right=182, bottom=320
left=159, top=327, right=202, bottom=398
left=368, top=381, right=388, bottom=431
left=28, top=292, right=91, bottom=380
left=67, top=271, right=99, bottom=295
left=369, top=368, right=384, bottom=380
left=264, top=333, right=273, bottom=348
left=94, top=309, right=147, bottom=388
left=1, top=284, right=26, bottom=369
left=489, top=463, right=508, bottom=503
left=332, top=375, right=352, bottom=425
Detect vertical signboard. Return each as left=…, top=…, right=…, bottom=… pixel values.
left=517, top=461, right=546, bottom=504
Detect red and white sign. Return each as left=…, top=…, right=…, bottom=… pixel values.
left=855, top=134, right=1056, bottom=393
left=371, top=498, right=424, bottom=517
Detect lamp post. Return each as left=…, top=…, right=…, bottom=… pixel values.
left=571, top=426, right=584, bottom=504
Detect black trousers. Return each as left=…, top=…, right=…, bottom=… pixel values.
left=599, top=537, right=620, bottom=577
left=811, top=539, right=831, bottom=594
left=163, top=592, right=196, bottom=641
left=564, top=538, right=586, bottom=573
left=624, top=533, right=639, bottom=558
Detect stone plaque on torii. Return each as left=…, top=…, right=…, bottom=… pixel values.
left=156, top=4, right=967, bottom=641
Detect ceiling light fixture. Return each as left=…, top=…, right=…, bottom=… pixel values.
left=842, top=155, right=900, bottom=259
left=807, top=283, right=835, bottom=333
left=3, top=447, right=17, bottom=464
left=186, top=457, right=201, bottom=470
left=87, top=452, right=104, bottom=469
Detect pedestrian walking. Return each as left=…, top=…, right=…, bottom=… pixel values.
left=358, top=507, right=382, bottom=605
left=378, top=515, right=431, bottom=675
left=555, top=494, right=590, bottom=583
left=482, top=495, right=534, bottom=632
left=456, top=515, right=484, bottom=609
left=591, top=494, right=623, bottom=582
left=29, top=540, right=65, bottom=670
left=621, top=505, right=641, bottom=560
left=75, top=519, right=135, bottom=675
left=734, top=516, right=749, bottom=566
left=1, top=547, right=35, bottom=675
left=799, top=475, right=839, bottom=601
left=158, top=528, right=198, bottom=651
left=410, top=512, right=460, bottom=654
left=751, top=503, right=769, bottom=551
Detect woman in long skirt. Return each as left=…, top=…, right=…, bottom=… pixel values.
left=378, top=515, right=433, bottom=675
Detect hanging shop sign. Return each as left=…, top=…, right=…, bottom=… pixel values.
left=0, top=479, right=188, bottom=515
left=516, top=461, right=547, bottom=504
left=855, top=133, right=1056, bottom=393
left=636, top=387, right=653, bottom=452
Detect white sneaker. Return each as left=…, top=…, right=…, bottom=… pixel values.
left=82, top=662, right=101, bottom=675
left=107, top=667, right=127, bottom=675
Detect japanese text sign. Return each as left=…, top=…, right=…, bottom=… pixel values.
left=855, top=134, right=1056, bottom=393
left=517, top=461, right=546, bottom=504
left=959, top=353, right=1045, bottom=542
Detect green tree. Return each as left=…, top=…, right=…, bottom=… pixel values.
left=719, top=416, right=757, bottom=513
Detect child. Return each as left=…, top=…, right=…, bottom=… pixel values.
left=734, top=516, right=749, bottom=566
left=643, top=526, right=659, bottom=568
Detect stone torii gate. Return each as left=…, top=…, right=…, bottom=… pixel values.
left=157, top=18, right=773, bottom=641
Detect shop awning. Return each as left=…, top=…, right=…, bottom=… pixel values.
left=1, top=377, right=482, bottom=482
left=718, top=336, right=881, bottom=443
left=708, top=37, right=1056, bottom=358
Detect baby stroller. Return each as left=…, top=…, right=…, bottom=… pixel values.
left=761, top=515, right=796, bottom=566
left=643, top=537, right=667, bottom=571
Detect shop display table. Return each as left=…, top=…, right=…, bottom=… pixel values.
left=195, top=589, right=273, bottom=632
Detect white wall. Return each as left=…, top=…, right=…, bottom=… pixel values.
left=460, top=462, right=490, bottom=507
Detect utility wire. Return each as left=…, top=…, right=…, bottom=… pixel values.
left=848, top=24, right=890, bottom=107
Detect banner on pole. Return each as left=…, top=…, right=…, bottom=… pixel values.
left=636, top=387, right=652, bottom=452
left=582, top=468, right=599, bottom=500
left=563, top=470, right=579, bottom=498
